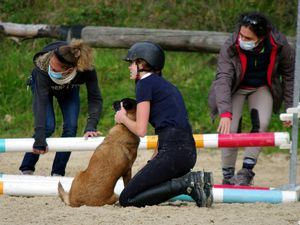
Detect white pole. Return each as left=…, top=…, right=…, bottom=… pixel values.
left=0, top=174, right=298, bottom=203
left=0, top=132, right=290, bottom=153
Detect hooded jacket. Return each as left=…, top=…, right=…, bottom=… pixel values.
left=31, top=41, right=103, bottom=149
left=208, top=29, right=295, bottom=121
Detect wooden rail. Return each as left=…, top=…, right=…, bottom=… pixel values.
left=0, top=22, right=296, bottom=53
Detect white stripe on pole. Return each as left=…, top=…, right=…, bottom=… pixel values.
left=4, top=137, right=104, bottom=152
left=138, top=137, right=148, bottom=149
left=212, top=186, right=223, bottom=203
left=3, top=181, right=71, bottom=196
left=274, top=132, right=290, bottom=147
left=281, top=190, right=299, bottom=202
left=203, top=134, right=218, bottom=148
left=0, top=174, right=73, bottom=182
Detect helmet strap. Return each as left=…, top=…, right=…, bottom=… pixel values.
left=137, top=68, right=152, bottom=80
left=135, top=61, right=152, bottom=80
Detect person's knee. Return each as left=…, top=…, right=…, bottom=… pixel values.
left=45, top=126, right=55, bottom=137
left=259, top=118, right=270, bottom=131
left=62, top=125, right=77, bottom=137
left=250, top=108, right=269, bottom=132
left=250, top=109, right=260, bottom=133
left=118, top=192, right=129, bottom=207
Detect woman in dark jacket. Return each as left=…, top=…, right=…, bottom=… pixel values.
left=19, top=39, right=103, bottom=176
left=208, top=12, right=294, bottom=186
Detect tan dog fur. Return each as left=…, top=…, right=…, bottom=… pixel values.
left=58, top=102, right=139, bottom=207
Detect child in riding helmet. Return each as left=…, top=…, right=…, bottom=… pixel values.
left=115, top=41, right=213, bottom=207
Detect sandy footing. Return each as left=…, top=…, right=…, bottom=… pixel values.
left=0, top=149, right=299, bottom=225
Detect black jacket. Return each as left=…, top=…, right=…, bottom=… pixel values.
left=32, top=41, right=103, bottom=149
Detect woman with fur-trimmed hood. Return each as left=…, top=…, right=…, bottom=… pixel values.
left=19, top=40, right=103, bottom=176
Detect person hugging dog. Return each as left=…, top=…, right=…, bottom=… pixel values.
left=114, top=41, right=214, bottom=207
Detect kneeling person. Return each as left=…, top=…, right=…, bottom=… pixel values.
left=114, top=41, right=213, bottom=207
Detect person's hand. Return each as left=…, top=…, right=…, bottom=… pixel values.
left=32, top=146, right=49, bottom=154
left=114, top=102, right=127, bottom=124
left=282, top=120, right=292, bottom=128
left=217, top=117, right=231, bottom=134
left=84, top=131, right=102, bottom=140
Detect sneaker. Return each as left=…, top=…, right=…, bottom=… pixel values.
left=185, top=171, right=207, bottom=207
left=222, top=178, right=234, bottom=185
left=21, top=170, right=34, bottom=175
left=230, top=168, right=255, bottom=186
left=222, top=167, right=235, bottom=185
left=203, top=171, right=214, bottom=207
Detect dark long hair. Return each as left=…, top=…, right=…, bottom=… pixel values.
left=237, top=12, right=274, bottom=38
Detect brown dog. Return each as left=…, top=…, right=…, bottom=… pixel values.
left=58, top=98, right=140, bottom=207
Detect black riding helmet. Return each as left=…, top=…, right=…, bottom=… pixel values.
left=124, top=41, right=165, bottom=70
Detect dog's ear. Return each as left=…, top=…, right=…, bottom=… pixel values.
left=121, top=98, right=137, bottom=110
left=112, top=100, right=121, bottom=112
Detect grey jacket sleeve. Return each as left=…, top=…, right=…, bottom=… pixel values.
left=278, top=37, right=295, bottom=109
left=213, top=39, right=236, bottom=115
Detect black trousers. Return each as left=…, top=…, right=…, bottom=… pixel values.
left=119, top=127, right=196, bottom=206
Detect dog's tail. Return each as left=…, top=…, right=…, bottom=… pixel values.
left=58, top=181, right=70, bottom=205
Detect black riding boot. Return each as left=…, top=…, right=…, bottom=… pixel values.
left=203, top=171, right=213, bottom=207
left=127, top=171, right=209, bottom=207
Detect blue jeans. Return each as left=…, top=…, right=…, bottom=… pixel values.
left=19, top=84, right=80, bottom=176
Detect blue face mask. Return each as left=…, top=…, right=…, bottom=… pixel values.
left=239, top=38, right=257, bottom=51
left=48, top=65, right=63, bottom=79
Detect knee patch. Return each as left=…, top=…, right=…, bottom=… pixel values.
left=62, top=126, right=78, bottom=137
left=45, top=127, right=55, bottom=137
left=237, top=117, right=242, bottom=133
left=250, top=109, right=260, bottom=133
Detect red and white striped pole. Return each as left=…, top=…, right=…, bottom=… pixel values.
left=0, top=132, right=290, bottom=153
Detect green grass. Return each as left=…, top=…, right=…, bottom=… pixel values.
left=0, top=1, right=298, bottom=154
left=0, top=37, right=293, bottom=140
left=0, top=0, right=297, bottom=35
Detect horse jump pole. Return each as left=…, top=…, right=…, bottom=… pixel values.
left=0, top=174, right=298, bottom=203
left=0, top=132, right=290, bottom=153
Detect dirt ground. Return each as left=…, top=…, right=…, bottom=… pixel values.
left=0, top=148, right=299, bottom=225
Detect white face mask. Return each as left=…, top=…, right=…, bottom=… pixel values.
left=239, top=38, right=257, bottom=51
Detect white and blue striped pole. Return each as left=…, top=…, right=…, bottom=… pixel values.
left=171, top=188, right=299, bottom=204
left=0, top=174, right=298, bottom=203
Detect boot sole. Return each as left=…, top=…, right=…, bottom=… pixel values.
left=204, top=172, right=213, bottom=207
left=193, top=171, right=207, bottom=207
